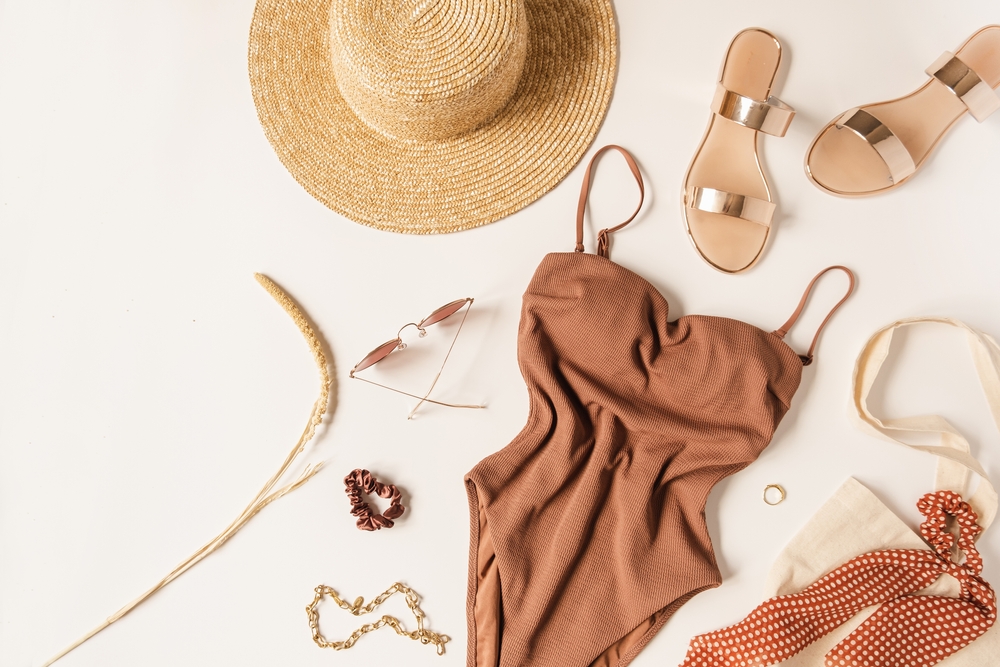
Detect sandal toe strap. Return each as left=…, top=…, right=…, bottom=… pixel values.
left=711, top=83, right=795, bottom=136
left=684, top=186, right=774, bottom=227
left=926, top=51, right=1000, bottom=122
left=835, top=108, right=917, bottom=185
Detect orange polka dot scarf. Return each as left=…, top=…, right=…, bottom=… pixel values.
left=681, top=491, right=997, bottom=667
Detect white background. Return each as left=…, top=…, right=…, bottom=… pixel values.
left=2, top=2, right=1000, bottom=666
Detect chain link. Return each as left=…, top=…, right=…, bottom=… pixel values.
left=305, top=582, right=450, bottom=655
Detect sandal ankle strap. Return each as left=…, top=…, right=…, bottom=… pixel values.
left=926, top=51, right=1000, bottom=122
left=710, top=83, right=795, bottom=136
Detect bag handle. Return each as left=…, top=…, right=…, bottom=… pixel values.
left=851, top=317, right=1000, bottom=532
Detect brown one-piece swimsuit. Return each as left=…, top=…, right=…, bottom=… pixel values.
left=464, top=145, right=855, bottom=667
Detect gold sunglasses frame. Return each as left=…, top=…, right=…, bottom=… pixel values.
left=349, top=298, right=483, bottom=418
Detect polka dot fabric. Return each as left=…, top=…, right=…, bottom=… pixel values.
left=680, top=491, right=997, bottom=667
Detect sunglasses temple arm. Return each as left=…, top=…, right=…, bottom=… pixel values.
left=407, top=370, right=442, bottom=419
left=407, top=303, right=474, bottom=419
left=351, top=375, right=483, bottom=410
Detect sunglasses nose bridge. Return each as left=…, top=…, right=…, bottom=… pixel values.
left=396, top=321, right=425, bottom=340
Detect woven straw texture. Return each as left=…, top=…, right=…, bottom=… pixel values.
left=248, top=0, right=617, bottom=234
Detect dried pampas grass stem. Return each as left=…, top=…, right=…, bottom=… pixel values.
left=42, top=274, right=332, bottom=667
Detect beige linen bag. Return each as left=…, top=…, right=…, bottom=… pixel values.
left=761, top=317, right=1000, bottom=666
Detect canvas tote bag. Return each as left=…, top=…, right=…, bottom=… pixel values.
left=760, top=317, right=1000, bottom=666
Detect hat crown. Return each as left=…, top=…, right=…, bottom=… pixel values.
left=330, top=0, right=528, bottom=141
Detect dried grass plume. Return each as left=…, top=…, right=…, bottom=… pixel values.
left=42, top=274, right=333, bottom=666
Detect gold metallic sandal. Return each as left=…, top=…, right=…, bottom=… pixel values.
left=806, top=25, right=1000, bottom=197
left=683, top=28, right=795, bottom=274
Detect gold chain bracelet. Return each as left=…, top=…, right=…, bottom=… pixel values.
left=305, top=582, right=450, bottom=655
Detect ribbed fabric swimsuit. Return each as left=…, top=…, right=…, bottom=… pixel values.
left=464, top=145, right=854, bottom=667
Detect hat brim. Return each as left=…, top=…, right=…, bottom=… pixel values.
left=248, top=0, right=618, bottom=234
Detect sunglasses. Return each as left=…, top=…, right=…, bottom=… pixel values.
left=349, top=298, right=483, bottom=418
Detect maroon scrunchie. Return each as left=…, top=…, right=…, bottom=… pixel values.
left=344, top=469, right=405, bottom=531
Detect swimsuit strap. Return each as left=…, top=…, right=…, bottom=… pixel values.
left=773, top=265, right=856, bottom=365
left=852, top=317, right=1000, bottom=532
left=574, top=145, right=645, bottom=258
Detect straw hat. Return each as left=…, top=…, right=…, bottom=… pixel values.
left=248, top=0, right=618, bottom=234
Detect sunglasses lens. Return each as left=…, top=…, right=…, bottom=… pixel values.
left=354, top=339, right=400, bottom=373
left=420, top=299, right=469, bottom=328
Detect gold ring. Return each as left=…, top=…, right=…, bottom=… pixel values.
left=763, top=484, right=786, bottom=506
